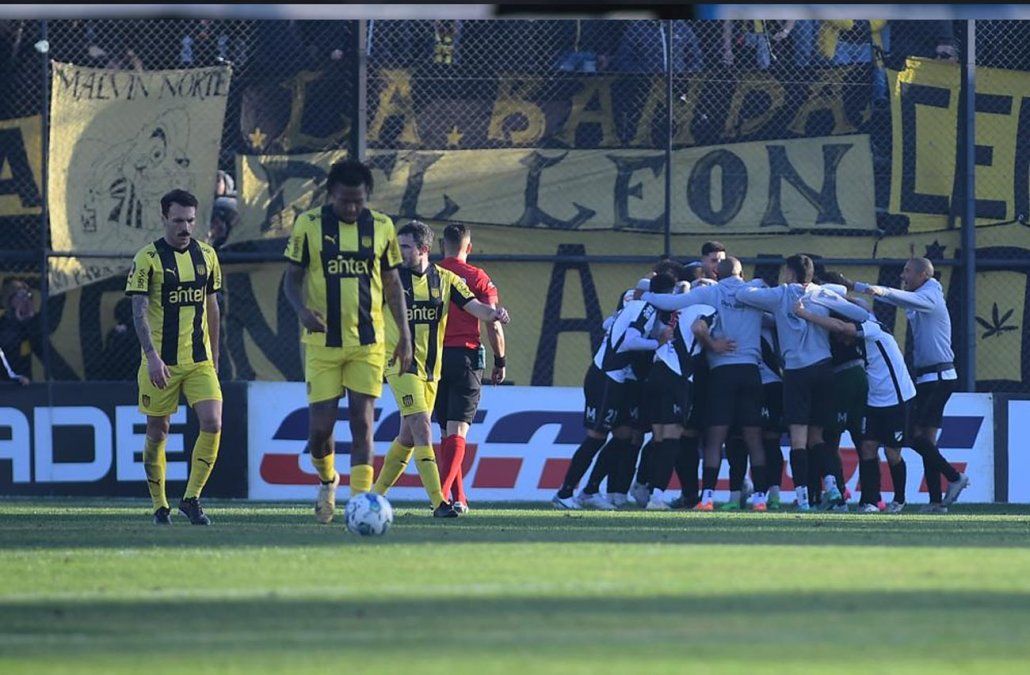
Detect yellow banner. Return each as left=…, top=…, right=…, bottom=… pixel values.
left=0, top=115, right=43, bottom=217
left=47, top=63, right=233, bottom=294
left=234, top=136, right=874, bottom=244
left=889, top=57, right=1030, bottom=232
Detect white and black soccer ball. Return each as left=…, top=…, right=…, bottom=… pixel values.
left=345, top=492, right=394, bottom=537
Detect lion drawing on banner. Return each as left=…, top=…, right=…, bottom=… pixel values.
left=76, top=107, right=194, bottom=233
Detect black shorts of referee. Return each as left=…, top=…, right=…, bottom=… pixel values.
left=434, top=346, right=485, bottom=429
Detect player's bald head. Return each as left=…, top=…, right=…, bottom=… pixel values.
left=902, top=256, right=934, bottom=290
left=715, top=256, right=742, bottom=280
left=911, top=257, right=934, bottom=277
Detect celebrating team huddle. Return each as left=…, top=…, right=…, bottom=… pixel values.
left=554, top=241, right=970, bottom=514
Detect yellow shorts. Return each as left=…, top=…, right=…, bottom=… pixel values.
left=305, top=343, right=385, bottom=403
left=138, top=361, right=222, bottom=417
left=387, top=373, right=438, bottom=417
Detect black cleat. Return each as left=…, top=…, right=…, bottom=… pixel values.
left=178, top=497, right=211, bottom=525
left=432, top=501, right=459, bottom=518
left=153, top=507, right=172, bottom=525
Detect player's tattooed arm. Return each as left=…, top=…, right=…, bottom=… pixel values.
left=132, top=295, right=170, bottom=388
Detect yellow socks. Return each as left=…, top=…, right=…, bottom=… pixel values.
left=143, top=436, right=168, bottom=511
left=183, top=431, right=220, bottom=500
left=350, top=464, right=374, bottom=495
left=413, top=444, right=446, bottom=508
left=373, top=440, right=413, bottom=495
left=311, top=452, right=336, bottom=484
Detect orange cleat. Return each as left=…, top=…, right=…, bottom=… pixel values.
left=693, top=501, right=714, bottom=512
left=752, top=502, right=767, bottom=512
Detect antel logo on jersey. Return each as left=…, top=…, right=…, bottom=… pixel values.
left=326, top=256, right=370, bottom=277
left=0, top=405, right=189, bottom=484
left=407, top=305, right=440, bottom=323
left=167, top=287, right=205, bottom=305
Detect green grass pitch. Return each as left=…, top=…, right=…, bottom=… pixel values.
left=2, top=499, right=1030, bottom=674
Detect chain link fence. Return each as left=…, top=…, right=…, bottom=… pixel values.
left=0, top=18, right=1026, bottom=392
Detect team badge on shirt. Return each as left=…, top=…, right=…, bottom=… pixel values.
left=431, top=287, right=441, bottom=299
left=196, top=264, right=206, bottom=276
left=361, top=235, right=373, bottom=248
left=403, top=395, right=414, bottom=407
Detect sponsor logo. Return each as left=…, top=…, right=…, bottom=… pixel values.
left=406, top=305, right=440, bottom=323
left=324, top=234, right=336, bottom=245
left=326, top=256, right=370, bottom=277
left=165, top=267, right=178, bottom=277
left=167, top=286, right=205, bottom=305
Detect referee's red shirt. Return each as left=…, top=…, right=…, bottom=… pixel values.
left=438, top=257, right=498, bottom=349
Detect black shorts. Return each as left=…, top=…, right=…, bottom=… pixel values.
left=685, top=357, right=709, bottom=432
left=583, top=364, right=635, bottom=433
left=645, top=361, right=691, bottom=426
left=782, top=359, right=835, bottom=427
left=912, top=379, right=958, bottom=429
left=760, top=381, right=785, bottom=433
left=433, top=347, right=485, bottom=427
left=862, top=401, right=910, bottom=447
left=705, top=364, right=763, bottom=427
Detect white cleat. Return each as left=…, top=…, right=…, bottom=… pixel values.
left=552, top=493, right=581, bottom=510
left=943, top=473, right=970, bottom=506
left=629, top=480, right=651, bottom=508
left=609, top=492, right=630, bottom=508
left=919, top=503, right=948, bottom=514
left=314, top=472, right=340, bottom=524
left=856, top=503, right=880, bottom=513
left=885, top=501, right=906, bottom=514
left=645, top=491, right=671, bottom=510
left=579, top=492, right=616, bottom=510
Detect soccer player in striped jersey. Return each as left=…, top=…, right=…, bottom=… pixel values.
left=126, top=189, right=223, bottom=525
left=284, top=160, right=412, bottom=524
left=373, top=221, right=509, bottom=517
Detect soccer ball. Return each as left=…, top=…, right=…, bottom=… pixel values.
left=345, top=492, right=394, bottom=537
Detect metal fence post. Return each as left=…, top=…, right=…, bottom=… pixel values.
left=663, top=19, right=673, bottom=258
left=39, top=19, right=52, bottom=382
left=962, top=20, right=977, bottom=392
left=355, top=19, right=368, bottom=162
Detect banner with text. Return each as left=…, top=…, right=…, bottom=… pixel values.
left=47, top=63, right=232, bottom=294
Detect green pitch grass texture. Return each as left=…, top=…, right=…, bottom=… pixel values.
left=2, top=500, right=1030, bottom=674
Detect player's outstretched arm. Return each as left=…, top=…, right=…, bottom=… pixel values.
left=464, top=298, right=510, bottom=324
left=383, top=267, right=413, bottom=372
left=132, top=295, right=170, bottom=389
left=793, top=299, right=856, bottom=337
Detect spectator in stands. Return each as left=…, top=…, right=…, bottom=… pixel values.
left=816, top=20, right=890, bottom=107
left=180, top=19, right=231, bottom=67
left=106, top=43, right=144, bottom=71
left=769, top=19, right=818, bottom=66
left=100, top=297, right=139, bottom=381
left=722, top=20, right=773, bottom=70
left=884, top=20, right=959, bottom=71
left=215, top=170, right=236, bottom=200
left=296, top=20, right=353, bottom=69
left=0, top=279, right=38, bottom=383
left=431, top=20, right=462, bottom=66
left=207, top=196, right=238, bottom=250
left=555, top=19, right=616, bottom=73
left=614, top=20, right=704, bottom=73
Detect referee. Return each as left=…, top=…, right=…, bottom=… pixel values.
left=434, top=223, right=506, bottom=515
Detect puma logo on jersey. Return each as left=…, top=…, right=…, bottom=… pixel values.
left=324, top=235, right=336, bottom=245
left=165, top=268, right=177, bottom=277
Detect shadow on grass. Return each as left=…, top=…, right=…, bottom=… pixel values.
left=2, top=502, right=1030, bottom=550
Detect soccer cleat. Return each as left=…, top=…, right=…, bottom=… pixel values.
left=829, top=502, right=849, bottom=513
left=752, top=501, right=767, bottom=513
left=717, top=501, right=742, bottom=512
left=885, top=501, right=905, bottom=514
left=645, top=495, right=671, bottom=511
left=818, top=486, right=843, bottom=511
left=876, top=500, right=888, bottom=512
left=741, top=477, right=754, bottom=505
left=943, top=473, right=970, bottom=506
left=552, top=494, right=581, bottom=510
left=452, top=500, right=469, bottom=515
left=609, top=492, right=630, bottom=508
left=795, top=490, right=811, bottom=512
left=580, top=492, right=616, bottom=511
left=432, top=501, right=459, bottom=518
left=668, top=495, right=695, bottom=510
left=178, top=497, right=210, bottom=525
left=856, top=503, right=880, bottom=513
left=629, top=480, right=651, bottom=508
left=920, top=503, right=948, bottom=515
left=693, top=501, right=714, bottom=512
left=767, top=495, right=781, bottom=511
left=314, top=472, right=340, bottom=524
left=153, top=506, right=172, bottom=525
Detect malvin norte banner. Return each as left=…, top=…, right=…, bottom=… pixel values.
left=47, top=63, right=232, bottom=294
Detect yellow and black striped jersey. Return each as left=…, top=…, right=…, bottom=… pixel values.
left=284, top=206, right=402, bottom=348
left=386, top=264, right=475, bottom=381
left=125, top=238, right=222, bottom=366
